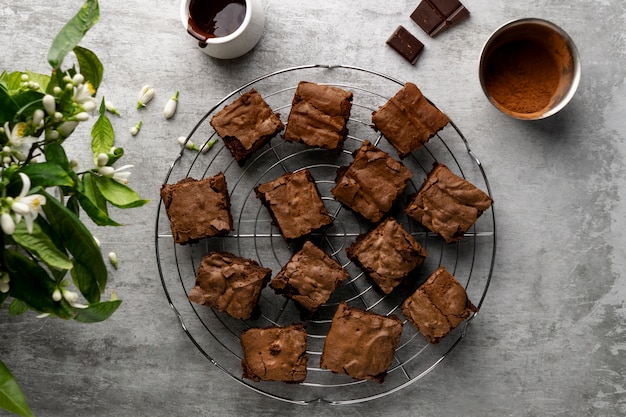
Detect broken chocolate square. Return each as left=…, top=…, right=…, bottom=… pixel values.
left=410, top=0, right=470, bottom=37
left=386, top=26, right=424, bottom=65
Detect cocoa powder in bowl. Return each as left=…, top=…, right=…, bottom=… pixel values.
left=479, top=18, right=581, bottom=120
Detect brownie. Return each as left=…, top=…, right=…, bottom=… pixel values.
left=160, top=173, right=233, bottom=244
left=331, top=140, right=412, bottom=223
left=386, top=25, right=424, bottom=65
left=188, top=251, right=271, bottom=320
left=410, top=0, right=470, bottom=37
left=254, top=169, right=333, bottom=241
left=372, top=82, right=450, bottom=158
left=346, top=218, right=427, bottom=294
left=320, top=302, right=403, bottom=383
left=401, top=266, right=478, bottom=343
left=270, top=241, right=349, bottom=312
left=283, top=81, right=353, bottom=151
left=240, top=324, right=308, bottom=383
left=405, top=163, right=493, bottom=243
left=210, top=89, right=284, bottom=166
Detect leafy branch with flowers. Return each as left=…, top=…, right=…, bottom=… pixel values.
left=0, top=0, right=148, bottom=415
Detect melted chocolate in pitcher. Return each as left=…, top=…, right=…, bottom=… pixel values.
left=187, top=0, right=246, bottom=47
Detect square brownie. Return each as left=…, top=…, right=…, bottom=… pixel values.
left=331, top=140, right=412, bottom=223
left=270, top=241, right=349, bottom=312
left=210, top=89, right=284, bottom=166
left=188, top=251, right=272, bottom=320
left=372, top=82, right=450, bottom=158
left=405, top=163, right=493, bottom=243
left=346, top=217, right=427, bottom=294
left=401, top=266, right=477, bottom=343
left=240, top=324, right=308, bottom=383
left=320, top=302, right=403, bottom=383
left=283, top=81, right=353, bottom=151
left=160, top=172, right=233, bottom=244
left=254, top=169, right=333, bottom=241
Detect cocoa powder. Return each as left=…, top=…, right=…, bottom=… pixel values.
left=483, top=39, right=560, bottom=114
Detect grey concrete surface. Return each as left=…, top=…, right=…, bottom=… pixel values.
left=1, top=0, right=625, bottom=416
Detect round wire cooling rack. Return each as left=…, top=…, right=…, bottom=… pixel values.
left=154, top=64, right=496, bottom=405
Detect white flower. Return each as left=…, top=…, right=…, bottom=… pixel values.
left=130, top=120, right=142, bottom=136
left=136, top=85, right=155, bottom=109
left=163, top=91, right=179, bottom=119
left=73, top=81, right=95, bottom=104
left=10, top=173, right=46, bottom=234
left=4, top=121, right=36, bottom=149
left=1, top=213, right=15, bottom=235
left=43, top=94, right=56, bottom=114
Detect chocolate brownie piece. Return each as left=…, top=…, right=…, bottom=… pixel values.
left=270, top=241, right=349, bottom=312
left=283, top=81, right=353, bottom=151
left=320, top=302, right=403, bottom=383
left=372, top=82, right=450, bottom=158
left=210, top=89, right=284, bottom=166
left=331, top=141, right=412, bottom=223
left=188, top=252, right=271, bottom=320
left=401, top=266, right=477, bottom=343
left=255, top=169, right=333, bottom=241
left=240, top=324, right=308, bottom=383
left=346, top=217, right=427, bottom=294
left=160, top=173, right=233, bottom=244
left=410, top=0, right=470, bottom=37
left=405, top=163, right=493, bottom=243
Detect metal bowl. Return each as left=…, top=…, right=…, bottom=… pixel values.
left=479, top=18, right=581, bottom=120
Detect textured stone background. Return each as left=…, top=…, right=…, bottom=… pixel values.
left=1, top=0, right=625, bottom=416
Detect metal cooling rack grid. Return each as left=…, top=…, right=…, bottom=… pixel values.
left=155, top=64, right=496, bottom=404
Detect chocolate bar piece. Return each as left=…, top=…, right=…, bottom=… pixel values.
left=386, top=26, right=424, bottom=65
left=410, top=0, right=470, bottom=37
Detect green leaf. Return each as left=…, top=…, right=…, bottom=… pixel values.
left=19, top=162, right=75, bottom=189
left=73, top=299, right=122, bottom=323
left=47, top=0, right=100, bottom=68
left=4, top=250, right=73, bottom=319
left=73, top=45, right=103, bottom=91
left=77, top=173, right=122, bottom=226
left=95, top=175, right=150, bottom=209
left=44, top=141, right=69, bottom=166
left=91, top=100, right=115, bottom=163
left=40, top=190, right=107, bottom=303
left=0, top=84, right=19, bottom=124
left=0, top=359, right=34, bottom=417
left=8, top=299, right=29, bottom=316
left=12, top=221, right=73, bottom=271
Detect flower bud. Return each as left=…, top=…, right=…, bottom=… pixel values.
left=82, top=100, right=97, bottom=113
left=1, top=213, right=15, bottom=235
left=163, top=91, right=179, bottom=119
left=200, top=138, right=219, bottom=154
left=63, top=290, right=79, bottom=304
left=0, top=281, right=8, bottom=294
left=75, top=112, right=89, bottom=122
left=43, top=94, right=56, bottom=114
left=33, top=109, right=45, bottom=127
left=98, top=166, right=115, bottom=177
left=130, top=120, right=142, bottom=136
left=97, top=153, right=109, bottom=167
left=105, top=100, right=121, bottom=116
left=52, top=289, right=62, bottom=302
left=108, top=252, right=118, bottom=270
left=72, top=74, right=84, bottom=85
